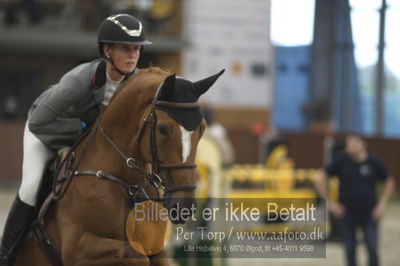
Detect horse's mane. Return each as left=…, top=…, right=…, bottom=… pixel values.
left=108, top=67, right=172, bottom=107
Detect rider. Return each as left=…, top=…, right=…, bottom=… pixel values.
left=0, top=14, right=151, bottom=265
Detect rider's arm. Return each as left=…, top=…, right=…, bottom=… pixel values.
left=28, top=64, right=93, bottom=138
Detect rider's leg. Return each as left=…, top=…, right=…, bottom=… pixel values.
left=0, top=122, right=54, bottom=266
left=19, top=122, right=54, bottom=207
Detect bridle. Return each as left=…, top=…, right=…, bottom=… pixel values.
left=74, top=82, right=200, bottom=207
left=136, top=99, right=200, bottom=191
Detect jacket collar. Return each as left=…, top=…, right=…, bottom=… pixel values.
left=92, top=59, right=138, bottom=89
left=92, top=60, right=107, bottom=89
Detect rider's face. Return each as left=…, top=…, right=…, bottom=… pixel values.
left=105, top=44, right=141, bottom=74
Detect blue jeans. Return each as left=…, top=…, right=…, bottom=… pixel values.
left=339, top=215, right=379, bottom=266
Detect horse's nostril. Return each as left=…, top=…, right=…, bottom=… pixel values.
left=167, top=201, right=197, bottom=224
left=170, top=205, right=179, bottom=220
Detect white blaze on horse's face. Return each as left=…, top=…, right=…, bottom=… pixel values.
left=179, top=125, right=193, bottom=163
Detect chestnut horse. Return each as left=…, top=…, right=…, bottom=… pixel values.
left=14, top=67, right=224, bottom=266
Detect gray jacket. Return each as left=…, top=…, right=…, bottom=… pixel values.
left=28, top=59, right=110, bottom=151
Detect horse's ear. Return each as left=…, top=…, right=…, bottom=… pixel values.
left=193, top=69, right=225, bottom=98
left=158, top=74, right=176, bottom=99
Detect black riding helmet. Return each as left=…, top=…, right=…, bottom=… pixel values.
left=98, top=14, right=152, bottom=74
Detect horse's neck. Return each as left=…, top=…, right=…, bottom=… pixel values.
left=76, top=98, right=145, bottom=180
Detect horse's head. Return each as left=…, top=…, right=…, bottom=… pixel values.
left=107, top=68, right=224, bottom=224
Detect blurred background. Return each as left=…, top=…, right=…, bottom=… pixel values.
left=0, top=0, right=399, bottom=265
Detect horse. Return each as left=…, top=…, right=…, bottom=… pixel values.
left=14, top=67, right=224, bottom=266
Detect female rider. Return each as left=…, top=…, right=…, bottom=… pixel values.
left=0, top=14, right=152, bottom=266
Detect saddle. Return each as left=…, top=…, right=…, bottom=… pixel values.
left=34, top=146, right=74, bottom=215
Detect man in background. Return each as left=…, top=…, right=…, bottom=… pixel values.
left=314, top=134, right=395, bottom=266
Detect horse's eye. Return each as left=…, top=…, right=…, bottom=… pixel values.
left=158, top=125, right=170, bottom=136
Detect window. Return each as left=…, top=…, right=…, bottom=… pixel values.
left=270, top=0, right=315, bottom=46
left=350, top=0, right=400, bottom=137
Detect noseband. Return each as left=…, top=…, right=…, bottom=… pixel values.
left=74, top=84, right=200, bottom=207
